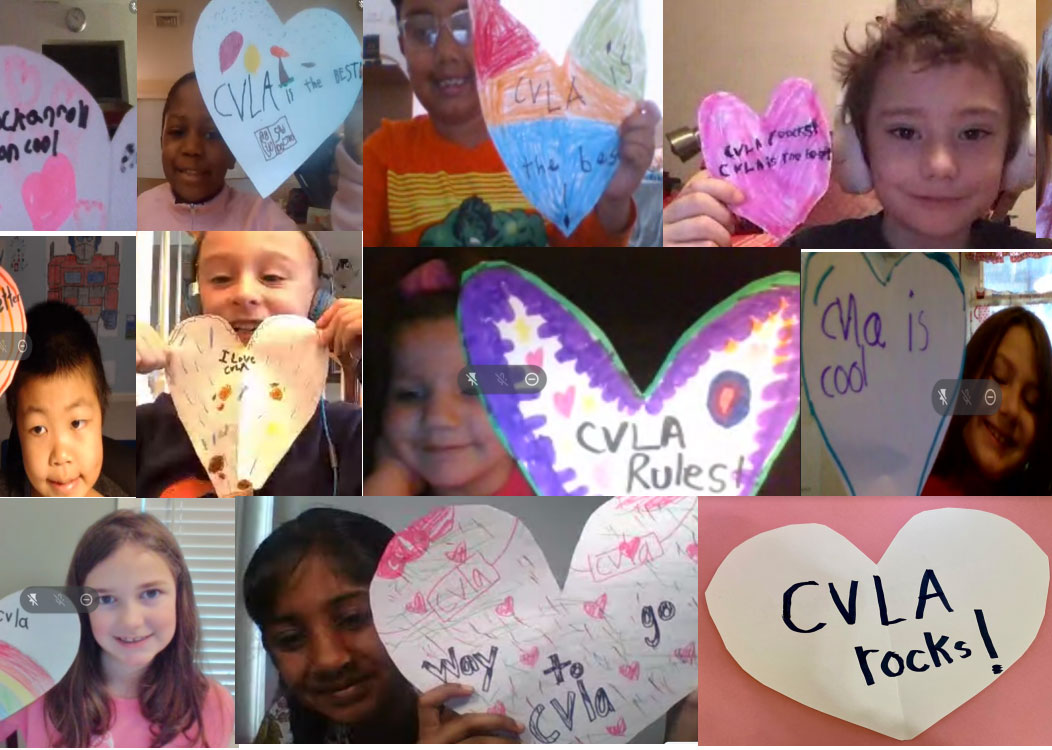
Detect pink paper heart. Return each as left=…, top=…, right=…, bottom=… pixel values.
left=698, top=78, right=831, bottom=241
left=22, top=155, right=77, bottom=230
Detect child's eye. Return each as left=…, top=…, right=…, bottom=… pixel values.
left=141, top=588, right=162, bottom=601
left=71, top=419, right=87, bottom=430
left=888, top=127, right=918, bottom=141
left=205, top=130, right=221, bottom=141
left=166, top=129, right=184, bottom=138
left=262, top=274, right=285, bottom=283
left=28, top=425, right=46, bottom=436
left=270, top=630, right=305, bottom=652
left=961, top=128, right=992, bottom=141
left=337, top=610, right=371, bottom=630
left=210, top=275, right=231, bottom=285
left=99, top=594, right=116, bottom=606
left=393, top=387, right=425, bottom=403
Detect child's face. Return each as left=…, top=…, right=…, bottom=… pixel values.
left=385, top=317, right=512, bottom=495
left=400, top=0, right=481, bottom=128
left=264, top=553, right=400, bottom=725
left=197, top=232, right=318, bottom=343
left=161, top=81, right=236, bottom=204
left=85, top=543, right=178, bottom=678
left=865, top=60, right=1010, bottom=246
left=963, top=325, right=1040, bottom=481
left=17, top=367, right=103, bottom=497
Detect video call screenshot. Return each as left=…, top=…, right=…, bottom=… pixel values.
left=0, top=0, right=1049, bottom=747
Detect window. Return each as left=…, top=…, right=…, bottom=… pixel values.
left=142, top=499, right=236, bottom=695
left=968, top=253, right=1052, bottom=339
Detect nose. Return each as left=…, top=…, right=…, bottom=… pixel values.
left=999, top=381, right=1021, bottom=422
left=422, top=390, right=461, bottom=428
left=307, top=626, right=350, bottom=673
left=181, top=129, right=204, bottom=156
left=232, top=272, right=263, bottom=308
left=49, top=430, right=73, bottom=465
left=434, top=22, right=464, bottom=61
left=921, top=139, right=958, bottom=180
left=117, top=601, right=145, bottom=630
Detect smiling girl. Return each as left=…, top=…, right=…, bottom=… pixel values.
left=924, top=306, right=1052, bottom=495
left=0, top=511, right=233, bottom=746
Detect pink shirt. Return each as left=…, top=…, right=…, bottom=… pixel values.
left=0, top=680, right=234, bottom=747
left=331, top=141, right=363, bottom=230
left=137, top=183, right=296, bottom=231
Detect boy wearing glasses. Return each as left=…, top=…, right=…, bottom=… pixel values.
left=362, top=0, right=660, bottom=246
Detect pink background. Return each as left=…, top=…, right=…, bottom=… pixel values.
left=698, top=497, right=1052, bottom=745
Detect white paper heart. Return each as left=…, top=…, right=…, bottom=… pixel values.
left=166, top=314, right=328, bottom=497
left=0, top=589, right=80, bottom=720
left=371, top=497, right=699, bottom=744
left=458, top=262, right=800, bottom=495
left=802, top=253, right=965, bottom=495
left=0, top=47, right=130, bottom=230
left=705, top=508, right=1049, bottom=740
left=192, top=0, right=363, bottom=198
left=108, top=106, right=137, bottom=231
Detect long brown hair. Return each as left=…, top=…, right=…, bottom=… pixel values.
left=930, top=307, right=1052, bottom=494
left=44, top=511, right=211, bottom=747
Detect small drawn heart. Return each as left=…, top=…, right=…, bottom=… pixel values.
left=698, top=78, right=832, bottom=241
left=445, top=541, right=467, bottom=564
left=405, top=592, right=426, bottom=615
left=525, top=348, right=543, bottom=367
left=686, top=542, right=698, bottom=563
left=618, top=537, right=641, bottom=561
left=71, top=200, right=106, bottom=230
left=21, top=155, right=77, bottom=231
left=553, top=385, right=575, bottom=418
left=519, top=646, right=540, bottom=667
left=487, top=701, right=506, bottom=715
left=495, top=596, right=515, bottom=617
left=606, top=717, right=627, bottom=737
left=618, top=661, right=640, bottom=681
left=3, top=55, right=40, bottom=108
left=674, top=641, right=696, bottom=664
left=583, top=593, right=607, bottom=620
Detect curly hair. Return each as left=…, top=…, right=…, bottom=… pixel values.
left=834, top=6, right=1030, bottom=164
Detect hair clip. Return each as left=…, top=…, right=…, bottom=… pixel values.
left=399, top=258, right=457, bottom=298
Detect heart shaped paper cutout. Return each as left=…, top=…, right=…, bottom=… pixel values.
left=470, top=0, right=644, bottom=236
left=457, top=262, right=800, bottom=495
left=166, top=314, right=328, bottom=497
left=699, top=78, right=832, bottom=241
left=371, top=496, right=699, bottom=744
left=192, top=0, right=363, bottom=199
left=0, top=589, right=80, bottom=720
left=0, top=47, right=132, bottom=230
left=705, top=508, right=1050, bottom=740
left=0, top=266, right=26, bottom=399
left=107, top=107, right=138, bottom=231
left=802, top=252, right=965, bottom=495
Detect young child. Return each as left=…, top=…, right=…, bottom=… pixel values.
left=363, top=0, right=660, bottom=247
left=135, top=231, right=362, bottom=497
left=364, top=259, right=531, bottom=495
left=1, top=301, right=126, bottom=497
left=665, top=6, right=1051, bottom=249
left=137, top=73, right=297, bottom=231
left=923, top=306, right=1052, bottom=495
left=0, top=510, right=233, bottom=747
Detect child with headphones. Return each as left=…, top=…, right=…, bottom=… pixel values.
left=664, top=6, right=1051, bottom=249
left=135, top=231, right=363, bottom=497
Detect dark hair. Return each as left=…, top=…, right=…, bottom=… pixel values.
left=5, top=300, right=110, bottom=492
left=1038, top=22, right=1052, bottom=205
left=391, top=0, right=402, bottom=20
left=45, top=511, right=210, bottom=747
left=835, top=6, right=1030, bottom=164
left=244, top=508, right=395, bottom=743
left=162, top=72, right=198, bottom=128
left=930, top=307, right=1052, bottom=494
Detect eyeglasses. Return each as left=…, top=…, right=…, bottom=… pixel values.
left=399, top=9, right=472, bottom=49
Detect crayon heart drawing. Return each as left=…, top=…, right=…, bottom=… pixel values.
left=166, top=314, right=329, bottom=497
left=457, top=262, right=801, bottom=496
left=371, top=496, right=699, bottom=744
left=0, top=589, right=80, bottom=720
left=0, top=265, right=26, bottom=399
left=801, top=253, right=965, bottom=495
left=469, top=0, right=644, bottom=236
left=698, top=78, right=832, bottom=241
left=705, top=508, right=1049, bottom=740
left=192, top=0, right=362, bottom=198
left=0, top=47, right=136, bottom=230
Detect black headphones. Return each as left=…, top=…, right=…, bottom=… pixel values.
left=184, top=231, right=336, bottom=320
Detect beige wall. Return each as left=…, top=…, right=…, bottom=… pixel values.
left=665, top=0, right=1038, bottom=232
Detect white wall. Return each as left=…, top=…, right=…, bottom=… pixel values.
left=665, top=0, right=1037, bottom=232
left=0, top=0, right=137, bottom=102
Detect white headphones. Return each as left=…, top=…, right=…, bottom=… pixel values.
left=832, top=91, right=1037, bottom=195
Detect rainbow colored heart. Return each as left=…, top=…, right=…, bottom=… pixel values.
left=470, top=0, right=644, bottom=235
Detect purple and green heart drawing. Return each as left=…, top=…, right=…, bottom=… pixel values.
left=458, top=263, right=801, bottom=495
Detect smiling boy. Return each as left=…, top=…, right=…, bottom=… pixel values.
left=664, top=6, right=1052, bottom=249
left=364, top=0, right=659, bottom=247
